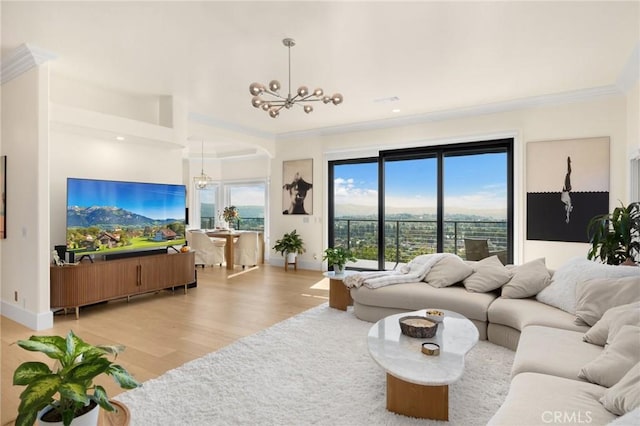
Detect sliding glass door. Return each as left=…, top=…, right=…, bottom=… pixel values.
left=383, top=156, right=438, bottom=269
left=329, top=139, right=513, bottom=271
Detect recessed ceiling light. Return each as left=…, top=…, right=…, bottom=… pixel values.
left=373, top=96, right=400, bottom=104
left=392, top=109, right=401, bottom=113
left=115, top=136, right=125, bottom=141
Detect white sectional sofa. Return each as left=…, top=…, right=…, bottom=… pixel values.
left=348, top=255, right=640, bottom=425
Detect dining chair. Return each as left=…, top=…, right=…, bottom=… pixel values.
left=234, top=231, right=259, bottom=269
left=188, top=230, right=226, bottom=267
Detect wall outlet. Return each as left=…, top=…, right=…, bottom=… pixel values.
left=313, top=253, right=318, bottom=260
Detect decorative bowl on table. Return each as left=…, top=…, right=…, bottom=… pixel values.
left=425, top=309, right=445, bottom=323
left=398, top=316, right=438, bottom=338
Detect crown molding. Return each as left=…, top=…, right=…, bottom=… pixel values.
left=277, top=85, right=623, bottom=141
left=1, top=43, right=57, bottom=85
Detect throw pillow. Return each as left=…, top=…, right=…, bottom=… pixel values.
left=583, top=302, right=640, bottom=346
left=463, top=255, right=512, bottom=293
left=501, top=258, right=551, bottom=299
left=424, top=254, right=474, bottom=288
left=536, top=257, right=640, bottom=314
left=575, top=276, right=640, bottom=326
left=579, top=325, right=640, bottom=388
left=601, top=362, right=640, bottom=416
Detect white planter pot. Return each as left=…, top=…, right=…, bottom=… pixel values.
left=333, top=264, right=345, bottom=275
left=286, top=252, right=298, bottom=264
left=38, top=402, right=100, bottom=426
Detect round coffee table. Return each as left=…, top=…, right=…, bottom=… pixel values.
left=367, top=309, right=479, bottom=420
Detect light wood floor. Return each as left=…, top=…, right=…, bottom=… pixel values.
left=1, top=264, right=329, bottom=424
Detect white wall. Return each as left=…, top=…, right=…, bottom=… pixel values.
left=50, top=74, right=166, bottom=126
left=1, top=64, right=53, bottom=329
left=271, top=94, right=631, bottom=270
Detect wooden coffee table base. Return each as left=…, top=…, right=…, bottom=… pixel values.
left=386, top=373, right=448, bottom=420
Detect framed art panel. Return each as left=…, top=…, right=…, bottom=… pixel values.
left=0, top=155, right=5, bottom=239
left=526, top=137, right=609, bottom=242
left=282, top=159, right=313, bottom=215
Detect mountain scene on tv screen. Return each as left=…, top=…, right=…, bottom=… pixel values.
left=67, top=206, right=185, bottom=254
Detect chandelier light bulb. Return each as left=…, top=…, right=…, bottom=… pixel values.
left=249, top=38, right=343, bottom=118
left=269, top=80, right=281, bottom=91
left=251, top=96, right=263, bottom=108
left=249, top=82, right=264, bottom=96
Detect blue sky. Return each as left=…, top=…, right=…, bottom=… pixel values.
left=334, top=153, right=507, bottom=211
left=67, top=178, right=186, bottom=220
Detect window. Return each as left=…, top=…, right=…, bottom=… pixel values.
left=329, top=139, right=513, bottom=270
left=198, top=185, right=218, bottom=229
left=225, top=182, right=267, bottom=231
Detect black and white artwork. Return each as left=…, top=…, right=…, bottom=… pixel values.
left=527, top=137, right=610, bottom=242
left=282, top=159, right=313, bottom=215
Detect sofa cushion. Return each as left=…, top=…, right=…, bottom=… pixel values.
left=583, top=302, right=640, bottom=346
left=349, top=283, right=496, bottom=322
left=601, top=362, right=640, bottom=416
left=575, top=276, right=640, bottom=326
left=501, top=258, right=551, bottom=299
left=512, top=326, right=602, bottom=381
left=463, top=255, right=512, bottom=293
left=487, top=372, right=616, bottom=426
left=579, top=325, right=640, bottom=388
left=423, top=254, right=474, bottom=288
left=488, top=297, right=590, bottom=334
left=536, top=257, right=640, bottom=315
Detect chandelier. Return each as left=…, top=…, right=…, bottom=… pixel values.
left=249, top=38, right=343, bottom=118
left=193, top=140, right=213, bottom=190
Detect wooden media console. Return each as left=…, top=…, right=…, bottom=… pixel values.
left=50, top=251, right=196, bottom=319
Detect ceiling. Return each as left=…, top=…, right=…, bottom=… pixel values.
left=2, top=1, right=639, bottom=146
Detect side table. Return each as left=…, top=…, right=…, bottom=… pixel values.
left=323, top=270, right=358, bottom=310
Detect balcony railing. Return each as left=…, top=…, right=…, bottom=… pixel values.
left=334, top=218, right=508, bottom=267
left=201, top=217, right=264, bottom=231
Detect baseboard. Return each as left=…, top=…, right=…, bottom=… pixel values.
left=0, top=300, right=53, bottom=330
left=269, top=258, right=323, bottom=271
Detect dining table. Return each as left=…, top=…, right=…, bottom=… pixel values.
left=205, top=230, right=241, bottom=270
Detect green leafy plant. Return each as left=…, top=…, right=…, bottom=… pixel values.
left=13, top=330, right=140, bottom=426
left=272, top=229, right=305, bottom=256
left=322, top=246, right=357, bottom=270
left=587, top=201, right=639, bottom=265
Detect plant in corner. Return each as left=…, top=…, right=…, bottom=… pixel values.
left=323, top=246, right=357, bottom=274
left=273, top=229, right=306, bottom=264
left=587, top=201, right=639, bottom=265
left=13, top=330, right=140, bottom=426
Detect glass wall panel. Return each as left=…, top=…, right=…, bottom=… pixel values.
left=384, top=157, right=438, bottom=269
left=330, top=161, right=379, bottom=270
left=443, top=152, right=508, bottom=262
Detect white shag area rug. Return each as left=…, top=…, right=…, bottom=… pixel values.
left=116, top=304, right=515, bottom=425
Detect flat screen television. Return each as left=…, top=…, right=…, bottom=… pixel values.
left=66, top=178, right=187, bottom=257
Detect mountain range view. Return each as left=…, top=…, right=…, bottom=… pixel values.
left=335, top=204, right=507, bottom=220
left=67, top=206, right=182, bottom=228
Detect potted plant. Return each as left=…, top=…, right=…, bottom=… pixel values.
left=587, top=201, right=639, bottom=265
left=13, top=330, right=140, bottom=426
left=273, top=229, right=305, bottom=264
left=222, top=206, right=240, bottom=229
left=323, top=246, right=357, bottom=274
